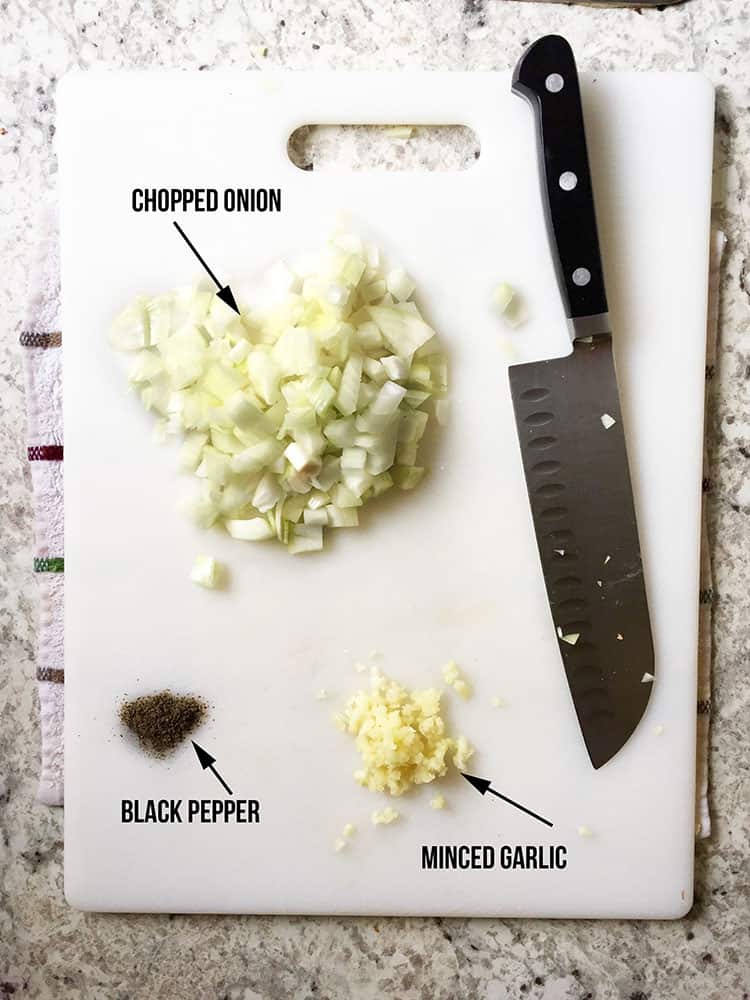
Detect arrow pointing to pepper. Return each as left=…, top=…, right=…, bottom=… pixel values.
left=173, top=221, right=240, bottom=315
left=461, top=772, right=553, bottom=828
left=192, top=741, right=234, bottom=795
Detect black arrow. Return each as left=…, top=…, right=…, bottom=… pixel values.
left=461, top=772, right=553, bottom=828
left=173, top=221, right=240, bottom=315
left=192, top=741, right=233, bottom=795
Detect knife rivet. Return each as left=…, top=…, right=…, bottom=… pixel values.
left=572, top=267, right=591, bottom=287
left=559, top=171, right=578, bottom=191
left=545, top=73, right=564, bottom=93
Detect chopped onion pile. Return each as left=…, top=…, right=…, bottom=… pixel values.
left=110, top=233, right=447, bottom=553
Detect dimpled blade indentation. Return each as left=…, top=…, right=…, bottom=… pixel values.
left=528, top=435, right=558, bottom=450
left=524, top=411, right=555, bottom=427
left=557, top=597, right=588, bottom=614
left=520, top=387, right=550, bottom=402
left=535, top=482, right=566, bottom=498
left=532, top=459, right=562, bottom=475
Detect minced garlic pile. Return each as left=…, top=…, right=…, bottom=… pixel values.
left=335, top=668, right=473, bottom=796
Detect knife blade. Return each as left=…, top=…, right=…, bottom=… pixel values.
left=510, top=34, right=654, bottom=769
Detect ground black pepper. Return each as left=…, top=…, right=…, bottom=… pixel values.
left=119, top=690, right=207, bottom=756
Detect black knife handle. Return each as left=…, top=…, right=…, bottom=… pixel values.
left=512, top=35, right=608, bottom=322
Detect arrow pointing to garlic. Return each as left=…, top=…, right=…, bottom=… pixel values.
left=173, top=221, right=240, bottom=315
left=461, top=772, right=553, bottom=828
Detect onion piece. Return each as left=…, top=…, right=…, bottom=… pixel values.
left=252, top=472, right=282, bottom=513
left=386, top=268, right=416, bottom=302
left=189, top=554, right=220, bottom=588
left=396, top=441, right=418, bottom=466
left=336, top=353, right=363, bottom=416
left=284, top=441, right=322, bottom=476
left=288, top=523, right=324, bottom=555
left=326, top=506, right=359, bottom=528
left=392, top=466, right=424, bottom=490
left=494, top=282, right=515, bottom=313
left=332, top=483, right=362, bottom=508
left=180, top=432, right=208, bottom=471
left=341, top=447, right=367, bottom=470
left=435, top=399, right=451, bottom=427
left=494, top=282, right=526, bottom=328
left=110, top=298, right=150, bottom=351
left=225, top=518, right=275, bottom=541
left=368, top=305, right=434, bottom=358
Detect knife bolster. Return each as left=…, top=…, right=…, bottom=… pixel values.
left=567, top=312, right=612, bottom=341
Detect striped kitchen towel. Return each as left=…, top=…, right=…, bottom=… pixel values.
left=22, top=201, right=64, bottom=806
left=20, top=203, right=723, bottom=828
left=695, top=228, right=725, bottom=840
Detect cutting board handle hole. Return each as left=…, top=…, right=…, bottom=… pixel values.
left=287, top=124, right=480, bottom=172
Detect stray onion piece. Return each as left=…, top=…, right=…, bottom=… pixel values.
left=189, top=554, right=220, bottom=588
left=493, top=281, right=525, bottom=328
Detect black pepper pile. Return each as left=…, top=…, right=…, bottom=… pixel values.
left=119, top=690, right=207, bottom=757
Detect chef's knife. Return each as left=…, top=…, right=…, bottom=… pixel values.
left=510, top=35, right=654, bottom=769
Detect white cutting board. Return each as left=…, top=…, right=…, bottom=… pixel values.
left=60, top=70, right=713, bottom=917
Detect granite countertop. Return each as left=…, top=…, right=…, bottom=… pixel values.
left=1, top=1, right=748, bottom=997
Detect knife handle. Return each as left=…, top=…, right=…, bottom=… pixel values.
left=512, top=35, right=608, bottom=325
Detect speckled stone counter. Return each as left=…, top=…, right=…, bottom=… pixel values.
left=1, top=2, right=748, bottom=998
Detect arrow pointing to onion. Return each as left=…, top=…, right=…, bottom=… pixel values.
left=460, top=772, right=553, bottom=828
left=173, top=221, right=240, bottom=315
left=192, top=741, right=234, bottom=795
